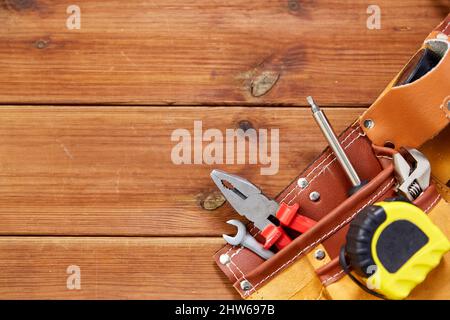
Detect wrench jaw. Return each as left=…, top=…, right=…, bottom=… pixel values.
left=393, top=148, right=431, bottom=201
left=222, top=220, right=247, bottom=246
left=406, top=148, right=431, bottom=191
left=222, top=220, right=275, bottom=260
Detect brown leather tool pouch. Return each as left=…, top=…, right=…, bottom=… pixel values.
left=214, top=125, right=444, bottom=299
left=213, top=15, right=450, bottom=300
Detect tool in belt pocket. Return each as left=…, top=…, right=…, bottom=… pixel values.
left=211, top=169, right=317, bottom=252
left=340, top=148, right=450, bottom=300
left=340, top=200, right=450, bottom=300
left=211, top=17, right=450, bottom=300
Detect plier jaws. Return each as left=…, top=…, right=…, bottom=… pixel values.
left=210, top=169, right=277, bottom=231
left=210, top=169, right=262, bottom=204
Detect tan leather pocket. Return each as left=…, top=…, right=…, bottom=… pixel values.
left=421, top=125, right=450, bottom=202
left=360, top=38, right=450, bottom=150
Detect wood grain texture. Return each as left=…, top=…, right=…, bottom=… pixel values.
left=0, top=237, right=239, bottom=299
left=1, top=0, right=446, bottom=300
left=0, top=0, right=447, bottom=105
left=0, top=106, right=364, bottom=236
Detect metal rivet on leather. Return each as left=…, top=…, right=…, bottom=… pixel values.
left=297, top=178, right=309, bottom=189
left=314, top=249, right=326, bottom=260
left=240, top=280, right=252, bottom=291
left=309, top=191, right=320, bottom=202
left=219, top=254, right=231, bottom=265
left=363, top=119, right=374, bottom=129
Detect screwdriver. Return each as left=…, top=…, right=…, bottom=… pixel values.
left=307, top=96, right=367, bottom=195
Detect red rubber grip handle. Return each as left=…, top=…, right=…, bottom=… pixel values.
left=261, top=224, right=292, bottom=250
left=276, top=202, right=316, bottom=234
left=273, top=230, right=292, bottom=250
left=287, top=214, right=317, bottom=234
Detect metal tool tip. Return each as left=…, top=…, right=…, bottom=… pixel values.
left=210, top=169, right=220, bottom=178
left=306, top=96, right=320, bottom=113
left=210, top=170, right=223, bottom=186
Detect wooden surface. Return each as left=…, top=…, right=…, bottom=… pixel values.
left=0, top=237, right=238, bottom=299
left=0, top=106, right=362, bottom=236
left=0, top=0, right=448, bottom=106
left=0, top=0, right=448, bottom=299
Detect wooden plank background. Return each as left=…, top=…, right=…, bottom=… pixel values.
left=0, top=0, right=447, bottom=105
left=0, top=107, right=363, bottom=236
left=0, top=0, right=448, bottom=299
left=0, top=237, right=238, bottom=299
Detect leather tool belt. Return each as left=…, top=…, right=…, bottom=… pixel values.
left=213, top=14, right=450, bottom=300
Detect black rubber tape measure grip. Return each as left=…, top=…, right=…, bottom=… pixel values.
left=340, top=200, right=450, bottom=300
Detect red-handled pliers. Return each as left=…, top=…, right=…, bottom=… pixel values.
left=211, top=170, right=316, bottom=250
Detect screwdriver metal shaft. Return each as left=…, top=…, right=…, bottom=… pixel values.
left=307, top=96, right=362, bottom=187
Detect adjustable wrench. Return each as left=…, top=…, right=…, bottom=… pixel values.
left=393, top=148, right=431, bottom=201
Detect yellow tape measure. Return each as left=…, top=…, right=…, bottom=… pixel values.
left=342, top=200, right=450, bottom=300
